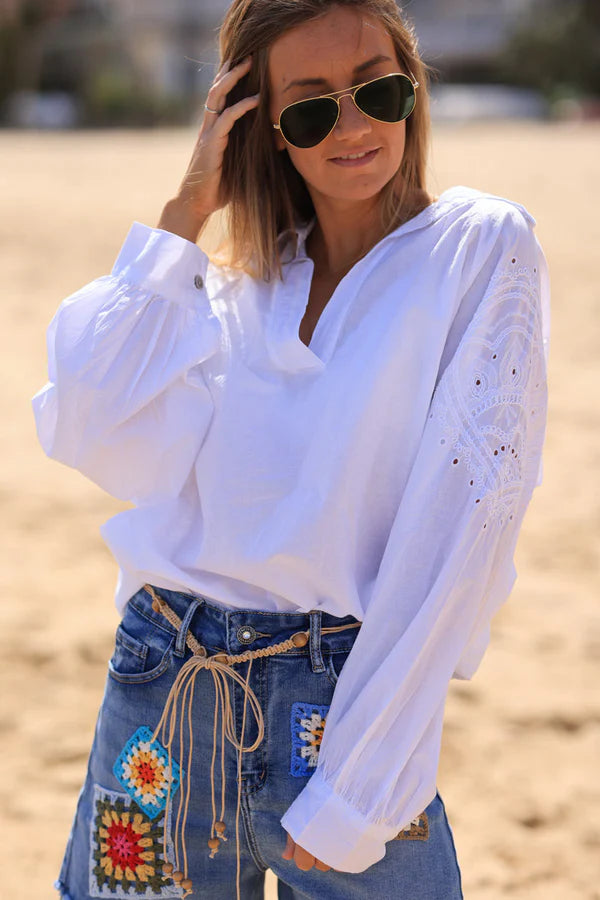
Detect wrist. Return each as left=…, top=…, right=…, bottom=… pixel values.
left=156, top=199, right=209, bottom=244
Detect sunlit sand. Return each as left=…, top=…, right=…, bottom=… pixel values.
left=1, top=120, right=598, bottom=898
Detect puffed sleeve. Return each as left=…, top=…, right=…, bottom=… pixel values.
left=280, top=206, right=550, bottom=872
left=31, top=222, right=223, bottom=504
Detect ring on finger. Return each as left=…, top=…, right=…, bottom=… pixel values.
left=205, top=102, right=220, bottom=114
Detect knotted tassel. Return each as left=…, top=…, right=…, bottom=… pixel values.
left=144, top=585, right=272, bottom=900
left=140, top=585, right=361, bottom=895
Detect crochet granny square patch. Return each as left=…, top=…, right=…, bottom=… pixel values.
left=89, top=784, right=183, bottom=898
left=290, top=701, right=330, bottom=776
left=113, top=726, right=183, bottom=820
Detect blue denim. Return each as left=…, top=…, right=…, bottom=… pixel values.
left=55, top=585, right=464, bottom=899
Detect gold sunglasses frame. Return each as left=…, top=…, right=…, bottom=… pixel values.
left=272, top=70, right=420, bottom=148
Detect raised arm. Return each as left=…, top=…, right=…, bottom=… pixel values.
left=31, top=54, right=262, bottom=504
left=31, top=223, right=223, bottom=503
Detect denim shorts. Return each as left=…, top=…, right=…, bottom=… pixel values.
left=55, top=584, right=464, bottom=899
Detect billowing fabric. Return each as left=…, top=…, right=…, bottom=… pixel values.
left=32, top=184, right=550, bottom=873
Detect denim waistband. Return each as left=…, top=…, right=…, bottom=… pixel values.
left=137, top=583, right=362, bottom=900
left=128, top=583, right=362, bottom=673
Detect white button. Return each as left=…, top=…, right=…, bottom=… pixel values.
left=194, top=274, right=204, bottom=290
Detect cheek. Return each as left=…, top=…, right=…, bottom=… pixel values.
left=286, top=147, right=324, bottom=180
left=388, top=121, right=407, bottom=155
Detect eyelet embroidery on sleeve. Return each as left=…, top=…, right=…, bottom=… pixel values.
left=428, top=255, right=547, bottom=527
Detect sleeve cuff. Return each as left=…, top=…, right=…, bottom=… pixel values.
left=280, top=768, right=396, bottom=873
left=110, top=221, right=211, bottom=307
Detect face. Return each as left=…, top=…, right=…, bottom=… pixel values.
left=268, top=5, right=409, bottom=206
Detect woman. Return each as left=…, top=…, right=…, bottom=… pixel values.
left=32, top=1, right=550, bottom=898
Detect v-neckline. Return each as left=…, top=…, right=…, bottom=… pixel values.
left=270, top=186, right=465, bottom=372
left=266, top=252, right=349, bottom=372
left=298, top=267, right=343, bottom=349
left=286, top=218, right=370, bottom=367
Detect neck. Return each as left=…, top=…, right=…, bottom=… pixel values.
left=305, top=189, right=433, bottom=278
left=305, top=199, right=380, bottom=277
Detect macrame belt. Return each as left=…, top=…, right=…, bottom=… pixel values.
left=142, top=584, right=362, bottom=900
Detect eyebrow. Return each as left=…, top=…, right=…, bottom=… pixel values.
left=282, top=54, right=394, bottom=93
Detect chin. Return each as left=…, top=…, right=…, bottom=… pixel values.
left=317, top=172, right=393, bottom=200
left=332, top=187, right=386, bottom=203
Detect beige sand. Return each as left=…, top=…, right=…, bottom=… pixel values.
left=1, top=121, right=598, bottom=899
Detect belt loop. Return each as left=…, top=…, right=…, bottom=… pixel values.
left=174, top=597, right=202, bottom=657
left=308, top=610, right=325, bottom=673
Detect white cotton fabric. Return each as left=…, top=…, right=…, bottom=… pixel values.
left=32, top=184, right=550, bottom=872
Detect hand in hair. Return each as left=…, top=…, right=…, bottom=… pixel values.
left=157, top=55, right=260, bottom=242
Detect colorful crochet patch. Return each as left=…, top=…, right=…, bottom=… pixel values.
left=113, top=726, right=182, bottom=819
left=392, top=809, right=429, bottom=841
left=89, top=784, right=183, bottom=898
left=290, top=702, right=330, bottom=776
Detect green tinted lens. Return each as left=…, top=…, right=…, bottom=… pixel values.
left=356, top=74, right=415, bottom=123
left=280, top=96, right=338, bottom=148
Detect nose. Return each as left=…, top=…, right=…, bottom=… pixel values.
left=332, top=93, right=372, bottom=140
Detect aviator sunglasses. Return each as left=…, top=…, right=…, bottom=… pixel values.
left=273, top=71, right=419, bottom=149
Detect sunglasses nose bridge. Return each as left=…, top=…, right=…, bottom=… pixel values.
left=335, top=87, right=358, bottom=104
left=333, top=89, right=371, bottom=130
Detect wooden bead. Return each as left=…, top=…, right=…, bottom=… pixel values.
left=172, top=870, right=184, bottom=883
left=181, top=879, right=193, bottom=891
left=152, top=598, right=161, bottom=612
left=162, top=862, right=174, bottom=875
left=291, top=632, right=308, bottom=647
left=208, top=837, right=220, bottom=849
left=215, top=821, right=226, bottom=834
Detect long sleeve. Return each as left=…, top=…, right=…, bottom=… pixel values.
left=31, top=222, right=223, bottom=504
left=280, top=206, right=550, bottom=871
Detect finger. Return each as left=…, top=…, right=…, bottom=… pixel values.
left=314, top=859, right=332, bottom=871
left=209, top=55, right=252, bottom=98
left=216, top=57, right=231, bottom=77
left=282, top=834, right=294, bottom=859
left=293, top=844, right=315, bottom=872
left=213, top=56, right=235, bottom=84
left=203, top=57, right=254, bottom=124
left=209, top=94, right=260, bottom=135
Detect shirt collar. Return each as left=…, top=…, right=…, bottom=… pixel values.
left=276, top=191, right=453, bottom=267
left=277, top=216, right=317, bottom=265
left=276, top=187, right=515, bottom=267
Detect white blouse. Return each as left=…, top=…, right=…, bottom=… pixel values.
left=32, top=184, right=550, bottom=872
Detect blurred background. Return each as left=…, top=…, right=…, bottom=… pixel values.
left=1, top=0, right=599, bottom=127
left=1, top=2, right=599, bottom=899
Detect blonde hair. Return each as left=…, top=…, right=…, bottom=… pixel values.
left=208, top=0, right=434, bottom=281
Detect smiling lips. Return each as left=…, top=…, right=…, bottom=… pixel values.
left=330, top=148, right=380, bottom=166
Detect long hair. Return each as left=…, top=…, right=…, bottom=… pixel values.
left=209, top=0, right=434, bottom=281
